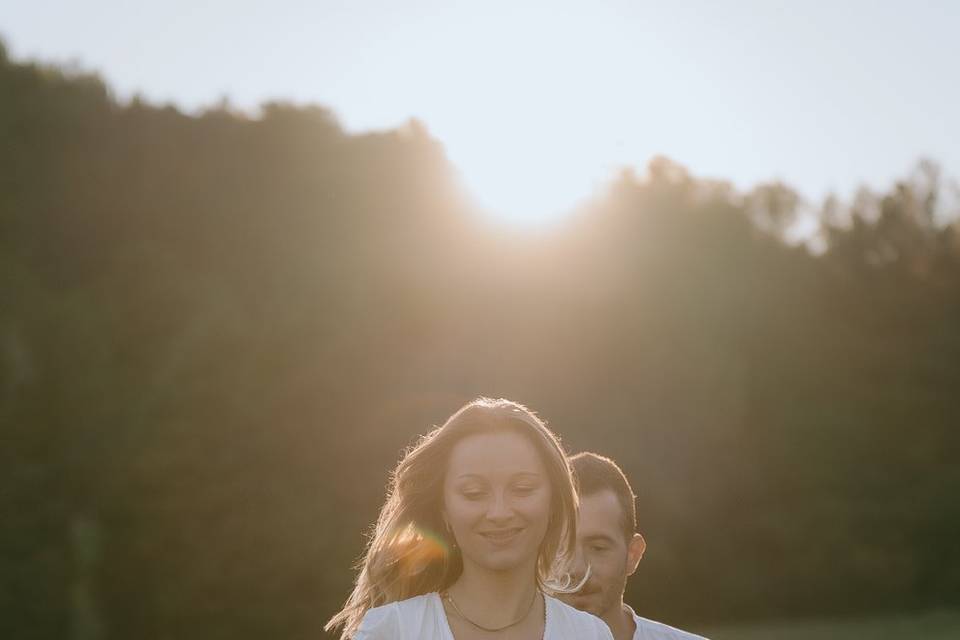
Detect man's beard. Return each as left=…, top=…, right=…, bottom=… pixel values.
left=568, top=583, right=616, bottom=618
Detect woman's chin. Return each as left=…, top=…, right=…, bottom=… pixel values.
left=478, top=552, right=527, bottom=572
left=465, top=547, right=532, bottom=572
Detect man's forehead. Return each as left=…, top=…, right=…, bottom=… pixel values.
left=577, top=489, right=625, bottom=538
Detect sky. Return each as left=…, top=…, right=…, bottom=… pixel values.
left=2, top=0, right=958, bottom=226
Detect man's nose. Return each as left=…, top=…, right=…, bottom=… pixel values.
left=570, top=543, right=588, bottom=580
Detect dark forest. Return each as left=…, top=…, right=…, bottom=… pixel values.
left=2, top=43, right=959, bottom=639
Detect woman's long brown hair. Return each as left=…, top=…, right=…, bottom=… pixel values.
left=324, top=397, right=581, bottom=639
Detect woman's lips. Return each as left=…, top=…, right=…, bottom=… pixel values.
left=479, top=527, right=524, bottom=544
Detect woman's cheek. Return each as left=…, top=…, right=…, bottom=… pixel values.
left=529, top=490, right=552, bottom=515
left=454, top=497, right=486, bottom=522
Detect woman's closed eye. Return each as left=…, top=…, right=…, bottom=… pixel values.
left=512, top=484, right=538, bottom=496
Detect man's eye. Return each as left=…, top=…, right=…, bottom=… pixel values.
left=590, top=545, right=609, bottom=552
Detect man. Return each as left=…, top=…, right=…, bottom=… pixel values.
left=560, top=452, right=707, bottom=640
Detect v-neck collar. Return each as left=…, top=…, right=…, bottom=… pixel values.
left=431, top=591, right=550, bottom=640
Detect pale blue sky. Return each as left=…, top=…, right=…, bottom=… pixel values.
left=2, top=0, right=958, bottom=225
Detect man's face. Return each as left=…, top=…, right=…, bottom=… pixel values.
left=559, top=489, right=644, bottom=620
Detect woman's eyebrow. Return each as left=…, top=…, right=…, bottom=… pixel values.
left=454, top=471, right=542, bottom=480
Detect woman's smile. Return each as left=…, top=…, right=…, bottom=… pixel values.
left=478, top=527, right=525, bottom=545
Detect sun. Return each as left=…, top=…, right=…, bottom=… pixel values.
left=327, top=3, right=643, bottom=228
left=386, top=29, right=630, bottom=230
left=433, top=118, right=617, bottom=229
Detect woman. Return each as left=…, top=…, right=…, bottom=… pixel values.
left=325, top=397, right=613, bottom=639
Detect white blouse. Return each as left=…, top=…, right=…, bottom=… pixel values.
left=356, top=592, right=614, bottom=640
left=627, top=605, right=709, bottom=640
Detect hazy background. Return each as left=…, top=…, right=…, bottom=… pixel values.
left=4, top=0, right=959, bottom=225
left=2, top=3, right=960, bottom=639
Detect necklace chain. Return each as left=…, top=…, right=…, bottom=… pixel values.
left=442, top=588, right=540, bottom=633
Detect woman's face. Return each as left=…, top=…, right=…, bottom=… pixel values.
left=442, top=429, right=553, bottom=574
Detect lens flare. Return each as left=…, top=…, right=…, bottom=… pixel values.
left=389, top=524, right=451, bottom=575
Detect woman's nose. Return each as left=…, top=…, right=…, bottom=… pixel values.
left=485, top=491, right=513, bottom=521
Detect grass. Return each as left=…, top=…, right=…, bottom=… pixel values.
left=696, top=608, right=960, bottom=640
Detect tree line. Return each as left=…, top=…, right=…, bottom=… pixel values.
left=2, top=42, right=959, bottom=639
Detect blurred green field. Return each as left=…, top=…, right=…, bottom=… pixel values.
left=698, top=609, right=960, bottom=639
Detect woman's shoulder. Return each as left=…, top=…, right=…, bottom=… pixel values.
left=356, top=593, right=446, bottom=639
left=355, top=600, right=400, bottom=639
left=545, top=595, right=614, bottom=639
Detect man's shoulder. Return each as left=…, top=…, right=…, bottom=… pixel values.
left=546, top=596, right=613, bottom=637
left=629, top=608, right=709, bottom=640
left=546, top=594, right=601, bottom=625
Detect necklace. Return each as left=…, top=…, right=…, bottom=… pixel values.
left=442, top=588, right=540, bottom=633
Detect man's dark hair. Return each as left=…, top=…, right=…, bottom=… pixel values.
left=569, top=452, right=637, bottom=542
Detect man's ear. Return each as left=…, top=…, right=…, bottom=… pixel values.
left=626, top=533, right=646, bottom=576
